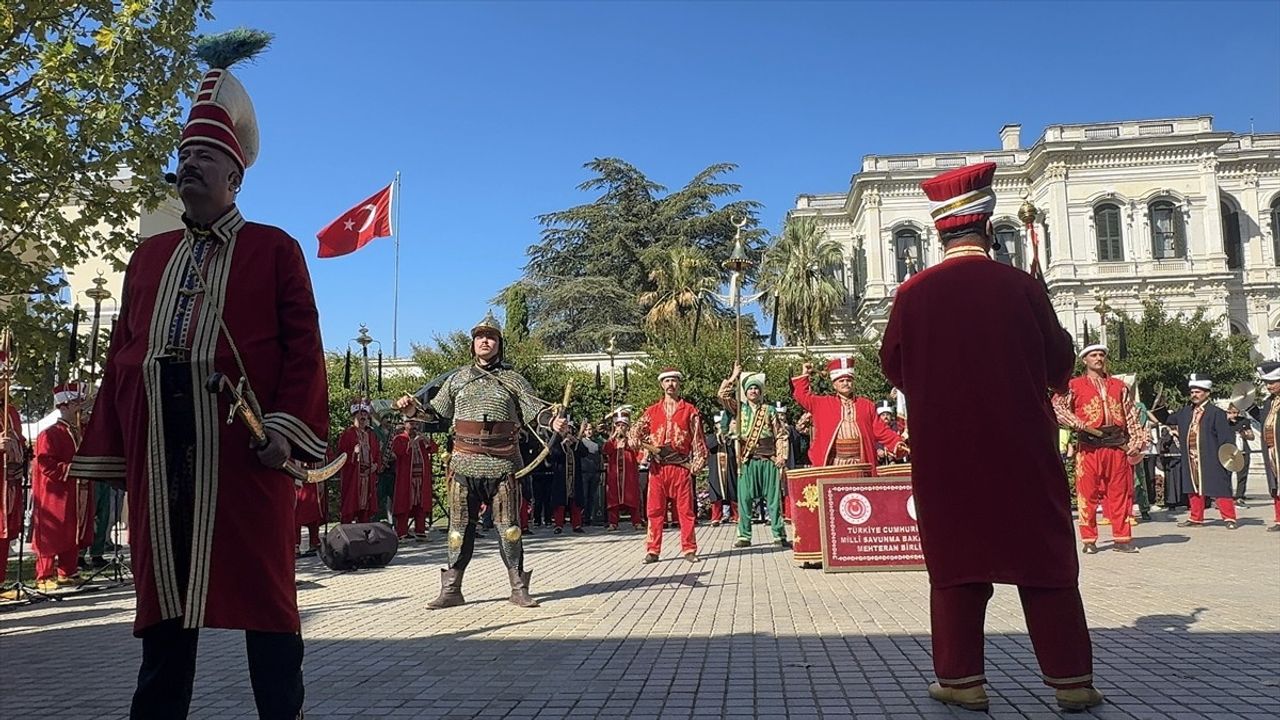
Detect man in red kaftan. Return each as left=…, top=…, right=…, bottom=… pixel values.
left=32, top=383, right=90, bottom=589
left=631, top=368, right=707, bottom=563
left=602, top=409, right=643, bottom=530
left=391, top=419, right=437, bottom=539
left=69, top=31, right=328, bottom=719
left=0, top=403, right=27, bottom=596
left=879, top=162, right=1102, bottom=713
left=338, top=400, right=382, bottom=524
left=1053, top=344, right=1147, bottom=553
left=790, top=357, right=906, bottom=470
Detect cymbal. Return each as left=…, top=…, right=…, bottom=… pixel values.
left=1218, top=443, right=1246, bottom=473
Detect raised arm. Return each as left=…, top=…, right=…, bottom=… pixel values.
left=790, top=362, right=819, bottom=414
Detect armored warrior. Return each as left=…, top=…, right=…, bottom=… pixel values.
left=398, top=311, right=566, bottom=609
left=718, top=365, right=789, bottom=548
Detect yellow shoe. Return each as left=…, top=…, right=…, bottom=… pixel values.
left=37, top=579, right=60, bottom=592
left=0, top=588, right=19, bottom=601
left=1056, top=686, right=1105, bottom=712
left=928, top=682, right=989, bottom=711
left=56, top=574, right=81, bottom=586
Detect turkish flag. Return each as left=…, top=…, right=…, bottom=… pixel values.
left=316, top=183, right=393, bottom=258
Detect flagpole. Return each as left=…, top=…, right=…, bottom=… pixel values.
left=392, top=171, right=401, bottom=357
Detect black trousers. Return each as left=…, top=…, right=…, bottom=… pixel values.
left=531, top=475, right=553, bottom=524
left=131, top=618, right=304, bottom=719
left=1234, top=460, right=1251, bottom=499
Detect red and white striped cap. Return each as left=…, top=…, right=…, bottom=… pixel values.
left=180, top=68, right=258, bottom=172
left=53, top=382, right=87, bottom=406
left=827, top=357, right=856, bottom=380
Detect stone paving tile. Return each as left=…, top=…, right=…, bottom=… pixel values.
left=2, top=505, right=1278, bottom=718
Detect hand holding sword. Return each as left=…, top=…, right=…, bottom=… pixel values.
left=205, top=372, right=345, bottom=485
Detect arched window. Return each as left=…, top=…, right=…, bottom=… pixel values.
left=1221, top=199, right=1243, bottom=269
left=894, top=228, right=924, bottom=283
left=993, top=224, right=1023, bottom=269
left=1271, top=197, right=1280, bottom=267
left=1094, top=204, right=1124, bottom=262
left=1150, top=200, right=1186, bottom=259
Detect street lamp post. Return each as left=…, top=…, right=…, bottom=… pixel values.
left=604, top=335, right=618, bottom=406
left=83, top=272, right=113, bottom=388
left=1094, top=296, right=1111, bottom=346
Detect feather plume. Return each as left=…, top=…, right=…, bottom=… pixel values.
left=194, top=28, right=274, bottom=69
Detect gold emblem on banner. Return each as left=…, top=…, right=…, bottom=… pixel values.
left=797, top=483, right=820, bottom=512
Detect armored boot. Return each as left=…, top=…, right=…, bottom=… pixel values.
left=508, top=568, right=539, bottom=608
left=426, top=568, right=465, bottom=610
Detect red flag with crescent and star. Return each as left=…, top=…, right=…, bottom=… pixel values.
left=316, top=183, right=394, bottom=258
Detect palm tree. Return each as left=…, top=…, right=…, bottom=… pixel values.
left=757, top=217, right=846, bottom=346
left=637, top=245, right=723, bottom=336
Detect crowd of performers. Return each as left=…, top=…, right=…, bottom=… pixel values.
left=3, top=33, right=1279, bottom=720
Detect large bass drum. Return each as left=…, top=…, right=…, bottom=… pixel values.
left=786, top=463, right=872, bottom=568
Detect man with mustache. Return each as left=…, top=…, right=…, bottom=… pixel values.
left=70, top=31, right=328, bottom=719
left=632, top=368, right=707, bottom=563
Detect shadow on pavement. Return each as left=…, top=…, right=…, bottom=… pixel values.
left=2, top=618, right=1277, bottom=719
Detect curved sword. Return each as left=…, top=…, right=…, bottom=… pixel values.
left=205, top=372, right=345, bottom=485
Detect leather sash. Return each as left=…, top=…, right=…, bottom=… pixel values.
left=454, top=420, right=520, bottom=460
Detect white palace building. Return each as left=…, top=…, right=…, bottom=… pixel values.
left=791, top=116, right=1280, bottom=358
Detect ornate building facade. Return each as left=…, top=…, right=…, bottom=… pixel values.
left=791, top=116, right=1280, bottom=357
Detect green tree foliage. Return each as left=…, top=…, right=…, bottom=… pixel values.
left=1104, top=301, right=1254, bottom=410
left=517, top=158, right=765, bottom=353
left=1, top=0, right=212, bottom=410
left=758, top=216, right=847, bottom=346
left=637, top=245, right=725, bottom=336
left=501, top=283, right=531, bottom=342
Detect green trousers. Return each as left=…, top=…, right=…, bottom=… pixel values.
left=736, top=458, right=786, bottom=543
left=90, top=484, right=119, bottom=557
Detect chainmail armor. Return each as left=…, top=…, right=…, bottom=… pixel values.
left=430, top=364, right=542, bottom=478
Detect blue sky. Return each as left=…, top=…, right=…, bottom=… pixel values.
left=202, top=1, right=1280, bottom=357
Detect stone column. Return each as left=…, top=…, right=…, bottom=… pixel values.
left=1199, top=157, right=1227, bottom=269
left=1045, top=163, right=1072, bottom=273
left=1241, top=170, right=1266, bottom=267
left=861, top=187, right=889, bottom=298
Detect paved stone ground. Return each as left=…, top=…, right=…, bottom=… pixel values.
left=2, top=504, right=1278, bottom=719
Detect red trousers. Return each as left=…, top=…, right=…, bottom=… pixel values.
left=646, top=464, right=697, bottom=554
left=709, top=501, right=738, bottom=523
left=395, top=505, right=427, bottom=537
left=1188, top=493, right=1236, bottom=523
left=607, top=506, right=642, bottom=527
left=36, top=550, right=78, bottom=580
left=295, top=524, right=320, bottom=550
left=520, top=499, right=531, bottom=530
left=553, top=503, right=583, bottom=529
left=1076, top=447, right=1133, bottom=543
left=1274, top=497, right=1280, bottom=523
left=931, top=583, right=1093, bottom=690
